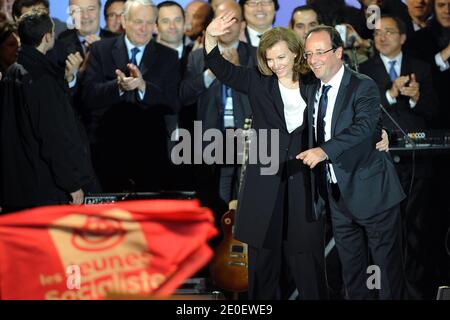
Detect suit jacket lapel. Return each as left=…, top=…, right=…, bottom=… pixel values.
left=331, top=67, right=351, bottom=137
left=270, top=77, right=288, bottom=132
left=373, top=55, right=391, bottom=89
left=112, top=36, right=129, bottom=72
left=139, top=40, right=158, bottom=78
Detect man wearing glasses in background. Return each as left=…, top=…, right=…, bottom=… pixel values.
left=104, top=0, right=125, bottom=34
left=239, top=0, right=278, bottom=47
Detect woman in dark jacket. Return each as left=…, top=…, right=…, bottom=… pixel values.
left=204, top=12, right=327, bottom=300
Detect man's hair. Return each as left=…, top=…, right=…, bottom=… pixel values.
left=257, top=27, right=310, bottom=82
left=18, top=10, right=52, bottom=47
left=306, top=25, right=344, bottom=50
left=124, top=0, right=157, bottom=21
left=157, top=1, right=185, bottom=22
left=238, top=0, right=279, bottom=11
left=12, top=0, right=49, bottom=21
left=104, top=0, right=125, bottom=19
left=379, top=14, right=407, bottom=35
left=290, top=5, right=319, bottom=26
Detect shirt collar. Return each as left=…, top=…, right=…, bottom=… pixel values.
left=175, top=44, right=184, bottom=59
left=247, top=25, right=271, bottom=46
left=124, top=35, right=147, bottom=53
left=379, top=51, right=403, bottom=67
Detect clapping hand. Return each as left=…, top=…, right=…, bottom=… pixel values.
left=116, top=63, right=145, bottom=92
left=65, top=52, right=83, bottom=82
left=399, top=74, right=420, bottom=102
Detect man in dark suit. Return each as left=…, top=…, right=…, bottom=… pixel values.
left=81, top=0, right=181, bottom=192
left=298, top=25, right=407, bottom=299
left=156, top=0, right=193, bottom=181
left=239, top=0, right=278, bottom=48
left=1, top=11, right=96, bottom=212
left=48, top=0, right=116, bottom=81
left=360, top=15, right=438, bottom=298
left=180, top=0, right=254, bottom=211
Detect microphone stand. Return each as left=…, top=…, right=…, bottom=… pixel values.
left=379, top=103, right=416, bottom=197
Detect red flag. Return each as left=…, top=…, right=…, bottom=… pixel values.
left=0, top=200, right=217, bottom=300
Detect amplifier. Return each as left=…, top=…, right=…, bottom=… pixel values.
left=84, top=191, right=197, bottom=205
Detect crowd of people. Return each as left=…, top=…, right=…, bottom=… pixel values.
left=1, top=0, right=450, bottom=300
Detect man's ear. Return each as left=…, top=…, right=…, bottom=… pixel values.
left=240, top=20, right=246, bottom=33
left=335, top=46, right=343, bottom=60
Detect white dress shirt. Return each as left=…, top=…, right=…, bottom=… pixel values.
left=313, top=64, right=345, bottom=183
left=278, top=82, right=305, bottom=133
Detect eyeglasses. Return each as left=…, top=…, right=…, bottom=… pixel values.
left=303, top=48, right=335, bottom=60
left=373, top=30, right=400, bottom=37
left=245, top=0, right=274, bottom=8
left=106, top=12, right=123, bottom=20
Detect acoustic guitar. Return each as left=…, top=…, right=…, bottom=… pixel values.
left=210, top=119, right=252, bottom=293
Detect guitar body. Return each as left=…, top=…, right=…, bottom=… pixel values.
left=210, top=119, right=252, bottom=294
left=210, top=203, right=248, bottom=292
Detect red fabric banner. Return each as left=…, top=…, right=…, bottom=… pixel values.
left=0, top=200, right=217, bottom=300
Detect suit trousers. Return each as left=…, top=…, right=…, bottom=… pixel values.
left=247, top=179, right=328, bottom=300
left=327, top=182, right=407, bottom=299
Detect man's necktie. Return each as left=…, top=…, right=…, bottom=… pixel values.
left=317, top=85, right=331, bottom=146
left=389, top=60, right=398, bottom=82
left=130, top=47, right=140, bottom=66
left=316, top=85, right=331, bottom=199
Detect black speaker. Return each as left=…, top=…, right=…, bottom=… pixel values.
left=436, top=286, right=450, bottom=300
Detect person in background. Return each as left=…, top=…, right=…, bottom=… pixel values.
left=184, top=0, right=213, bottom=49
left=156, top=0, right=195, bottom=191
left=49, top=0, right=116, bottom=84
left=12, top=0, right=66, bottom=36
left=0, top=0, right=14, bottom=21
left=360, top=15, right=439, bottom=299
left=289, top=5, right=319, bottom=44
left=239, top=0, right=278, bottom=47
left=180, top=0, right=254, bottom=222
left=0, top=19, right=19, bottom=73
left=104, top=0, right=125, bottom=34
left=1, top=10, right=98, bottom=213
left=81, top=0, right=181, bottom=192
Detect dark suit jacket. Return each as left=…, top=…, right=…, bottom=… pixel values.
left=360, top=53, right=438, bottom=131
left=305, top=67, right=406, bottom=220
left=180, top=42, right=254, bottom=132
left=205, top=46, right=323, bottom=253
left=1, top=45, right=95, bottom=207
left=81, top=36, right=181, bottom=191
left=48, top=28, right=117, bottom=69
left=164, top=43, right=193, bottom=140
